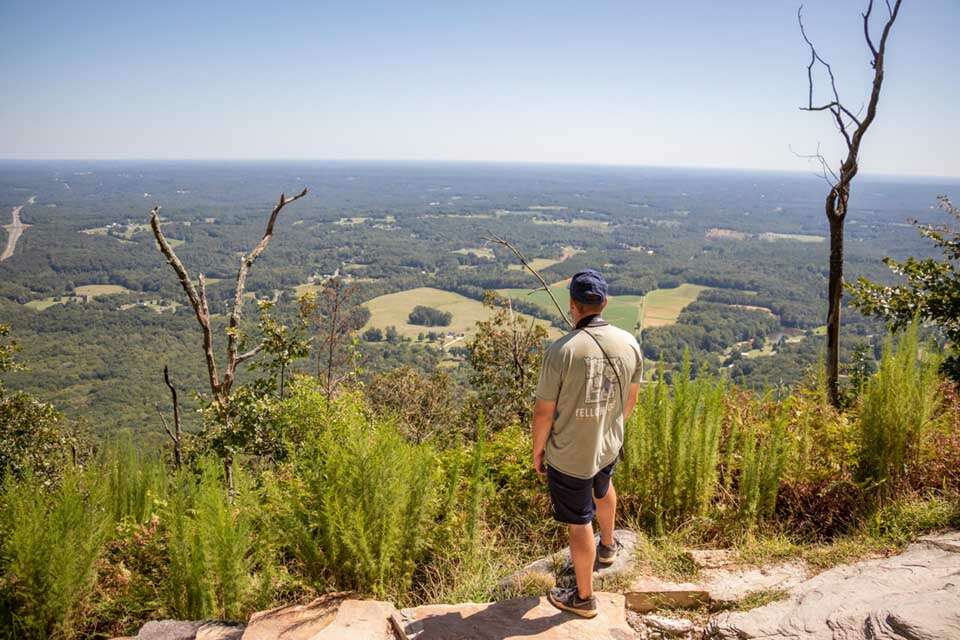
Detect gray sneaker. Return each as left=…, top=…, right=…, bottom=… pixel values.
left=547, top=587, right=598, bottom=618
left=597, top=538, right=620, bottom=566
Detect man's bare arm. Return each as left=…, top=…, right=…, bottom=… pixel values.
left=623, top=383, right=640, bottom=421
left=532, top=398, right=555, bottom=477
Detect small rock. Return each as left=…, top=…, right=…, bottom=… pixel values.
left=641, top=614, right=694, bottom=637
left=685, top=549, right=737, bottom=570
left=137, top=621, right=205, bottom=640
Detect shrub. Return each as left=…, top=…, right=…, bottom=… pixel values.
left=408, top=305, right=453, bottom=327
left=103, top=435, right=166, bottom=525
left=619, top=358, right=725, bottom=533
left=162, top=460, right=260, bottom=620
left=0, top=469, right=109, bottom=640
left=270, top=380, right=438, bottom=601
left=857, top=323, right=941, bottom=499
left=732, top=404, right=790, bottom=527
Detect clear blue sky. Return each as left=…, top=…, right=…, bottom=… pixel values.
left=1, top=0, right=957, bottom=177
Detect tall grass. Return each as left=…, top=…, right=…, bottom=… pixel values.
left=857, top=323, right=941, bottom=499
left=0, top=469, right=109, bottom=640
left=734, top=407, right=790, bottom=526
left=103, top=434, right=166, bottom=525
left=162, top=460, right=259, bottom=620
left=620, top=359, right=726, bottom=533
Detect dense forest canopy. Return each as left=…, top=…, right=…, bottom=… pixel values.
left=0, top=160, right=956, bottom=439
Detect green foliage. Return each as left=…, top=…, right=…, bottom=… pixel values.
left=103, top=435, right=166, bottom=525
left=0, top=469, right=109, bottom=640
left=857, top=323, right=941, bottom=498
left=268, top=380, right=437, bottom=601
left=620, top=357, right=726, bottom=533
left=850, top=195, right=960, bottom=380
left=733, top=406, right=790, bottom=526
left=0, top=324, right=86, bottom=484
left=0, top=324, right=21, bottom=385
left=367, top=366, right=459, bottom=444
left=464, top=413, right=488, bottom=554
left=162, top=460, right=260, bottom=620
left=468, top=292, right=548, bottom=431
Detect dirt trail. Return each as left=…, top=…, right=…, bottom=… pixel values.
left=1, top=196, right=34, bottom=261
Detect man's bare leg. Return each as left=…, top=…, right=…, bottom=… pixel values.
left=569, top=523, right=596, bottom=598
left=595, top=481, right=617, bottom=546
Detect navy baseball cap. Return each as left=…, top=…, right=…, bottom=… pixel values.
left=569, top=269, right=608, bottom=305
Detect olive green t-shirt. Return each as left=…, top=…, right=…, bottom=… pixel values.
left=535, top=319, right=643, bottom=479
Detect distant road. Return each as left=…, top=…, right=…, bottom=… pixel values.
left=1, top=196, right=34, bottom=262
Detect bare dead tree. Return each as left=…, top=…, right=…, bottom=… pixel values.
left=483, top=234, right=573, bottom=328
left=797, top=0, right=902, bottom=407
left=155, top=365, right=182, bottom=469
left=150, top=188, right=307, bottom=493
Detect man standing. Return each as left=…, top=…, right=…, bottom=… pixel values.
left=533, top=269, right=643, bottom=618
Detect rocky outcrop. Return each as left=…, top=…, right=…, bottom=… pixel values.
left=126, top=531, right=960, bottom=640
left=500, top=529, right=640, bottom=593
left=136, top=621, right=243, bottom=640
left=136, top=621, right=206, bottom=640
left=624, top=557, right=807, bottom=613
left=707, top=532, right=960, bottom=639
left=242, top=595, right=397, bottom=640
left=130, top=596, right=397, bottom=640
left=399, top=592, right=638, bottom=639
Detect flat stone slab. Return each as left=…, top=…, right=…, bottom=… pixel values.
left=314, top=599, right=398, bottom=640
left=137, top=621, right=206, bottom=640
left=707, top=531, right=960, bottom=639
left=399, top=592, right=638, bottom=640
left=624, top=560, right=807, bottom=613
left=241, top=593, right=347, bottom=640
left=624, top=577, right=710, bottom=613
left=500, top=529, right=639, bottom=592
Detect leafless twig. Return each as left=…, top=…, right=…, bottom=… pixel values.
left=156, top=365, right=182, bottom=469
left=483, top=234, right=573, bottom=328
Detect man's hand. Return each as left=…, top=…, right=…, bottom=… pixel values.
left=533, top=448, right=547, bottom=478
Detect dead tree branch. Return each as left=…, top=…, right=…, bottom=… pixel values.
left=157, top=365, right=183, bottom=469
left=483, top=233, right=573, bottom=328
left=150, top=208, right=221, bottom=395
left=223, top=188, right=308, bottom=395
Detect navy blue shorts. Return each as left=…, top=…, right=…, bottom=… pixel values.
left=546, top=461, right=616, bottom=525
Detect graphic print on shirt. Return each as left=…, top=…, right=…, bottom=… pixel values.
left=583, top=356, right=620, bottom=406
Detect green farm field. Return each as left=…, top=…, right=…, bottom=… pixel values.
left=496, top=282, right=708, bottom=333
left=362, top=287, right=563, bottom=340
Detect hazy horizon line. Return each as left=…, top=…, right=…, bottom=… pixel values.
left=0, top=156, right=957, bottom=182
